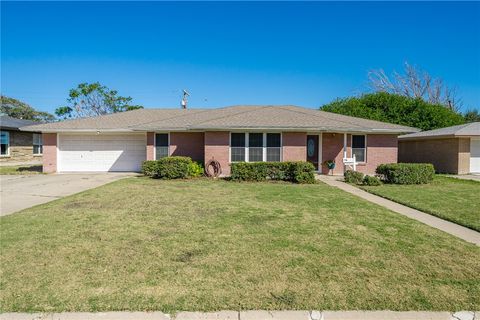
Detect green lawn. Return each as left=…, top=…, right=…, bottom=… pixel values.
left=0, top=165, right=43, bottom=175
left=1, top=178, right=479, bottom=312
left=362, top=176, right=480, bottom=232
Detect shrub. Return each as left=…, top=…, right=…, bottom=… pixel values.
left=363, top=175, right=381, bottom=186
left=344, top=170, right=364, bottom=184
left=142, top=157, right=203, bottom=179
left=230, top=161, right=315, bottom=184
left=376, top=163, right=435, bottom=184
left=141, top=160, right=158, bottom=177
left=291, top=162, right=316, bottom=184
left=188, top=161, right=204, bottom=178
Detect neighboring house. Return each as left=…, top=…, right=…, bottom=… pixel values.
left=398, top=122, right=480, bottom=174
left=21, top=105, right=417, bottom=175
left=0, top=115, right=43, bottom=163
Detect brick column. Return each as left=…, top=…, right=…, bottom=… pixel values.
left=42, top=133, right=57, bottom=173
left=146, top=132, right=155, bottom=160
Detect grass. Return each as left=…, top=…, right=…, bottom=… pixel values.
left=362, top=175, right=480, bottom=232
left=1, top=178, right=479, bottom=312
left=0, top=165, right=43, bottom=175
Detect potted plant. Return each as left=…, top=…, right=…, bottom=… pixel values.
left=323, top=160, right=336, bottom=175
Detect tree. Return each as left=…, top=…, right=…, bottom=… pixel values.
left=55, top=82, right=143, bottom=119
left=368, top=62, right=462, bottom=112
left=320, top=92, right=465, bottom=131
left=0, top=96, right=55, bottom=122
left=464, top=109, right=480, bottom=123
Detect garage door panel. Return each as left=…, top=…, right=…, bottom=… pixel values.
left=58, top=134, right=146, bottom=172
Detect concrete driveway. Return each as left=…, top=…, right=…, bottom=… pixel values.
left=0, top=173, right=137, bottom=216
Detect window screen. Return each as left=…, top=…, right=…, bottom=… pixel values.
left=266, top=133, right=281, bottom=161
left=155, top=134, right=169, bottom=159
left=231, top=133, right=246, bottom=162
left=352, top=135, right=366, bottom=162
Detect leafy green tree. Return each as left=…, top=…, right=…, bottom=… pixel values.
left=320, top=92, right=465, bottom=131
left=463, top=109, right=480, bottom=123
left=55, top=82, right=143, bottom=119
left=1, top=96, right=55, bottom=121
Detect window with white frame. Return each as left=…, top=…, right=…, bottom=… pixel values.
left=230, top=133, right=281, bottom=162
left=266, top=133, right=281, bottom=161
left=230, top=133, right=246, bottom=162
left=352, top=135, right=366, bottom=162
left=248, top=133, right=263, bottom=162
left=33, top=133, right=42, bottom=155
left=155, top=133, right=169, bottom=159
left=0, top=131, right=9, bottom=156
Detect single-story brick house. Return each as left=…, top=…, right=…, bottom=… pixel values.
left=1, top=115, right=43, bottom=163
left=398, top=122, right=480, bottom=174
left=21, top=105, right=417, bottom=175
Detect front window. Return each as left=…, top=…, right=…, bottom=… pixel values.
left=266, top=133, right=281, bottom=161
left=231, top=133, right=246, bottom=162
left=248, top=133, right=263, bottom=162
left=33, top=133, right=42, bottom=155
left=155, top=133, right=169, bottom=159
left=1, top=131, right=9, bottom=156
left=352, top=135, right=366, bottom=162
left=230, top=133, right=281, bottom=162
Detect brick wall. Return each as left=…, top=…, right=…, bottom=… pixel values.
left=398, top=137, right=469, bottom=174
left=42, top=133, right=57, bottom=173
left=356, top=134, right=398, bottom=175
left=146, top=132, right=155, bottom=161
left=282, top=132, right=307, bottom=162
left=321, top=133, right=398, bottom=175
left=169, top=132, right=205, bottom=162
left=204, top=131, right=230, bottom=176
left=321, top=133, right=344, bottom=175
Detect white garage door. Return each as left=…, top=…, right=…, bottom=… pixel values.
left=471, top=137, right=480, bottom=174
left=58, top=133, right=146, bottom=172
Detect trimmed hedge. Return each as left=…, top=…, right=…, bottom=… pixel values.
left=230, top=161, right=315, bottom=184
left=376, top=163, right=435, bottom=184
left=344, top=170, right=364, bottom=184
left=142, top=157, right=203, bottom=179
left=363, top=175, right=381, bottom=186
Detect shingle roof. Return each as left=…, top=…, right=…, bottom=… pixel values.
left=21, top=105, right=419, bottom=134
left=399, top=122, right=480, bottom=140
left=0, top=115, right=38, bottom=130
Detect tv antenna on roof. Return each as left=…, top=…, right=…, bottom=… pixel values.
left=181, top=89, right=190, bottom=109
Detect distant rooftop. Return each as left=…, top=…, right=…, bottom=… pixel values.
left=399, top=122, right=480, bottom=140
left=0, top=115, right=39, bottom=130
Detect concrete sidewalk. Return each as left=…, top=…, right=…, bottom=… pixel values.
left=1, top=310, right=478, bottom=320
left=316, top=175, right=480, bottom=246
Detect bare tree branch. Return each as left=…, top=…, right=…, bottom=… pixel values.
left=368, top=62, right=462, bottom=111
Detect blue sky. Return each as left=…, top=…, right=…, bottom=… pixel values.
left=1, top=1, right=479, bottom=114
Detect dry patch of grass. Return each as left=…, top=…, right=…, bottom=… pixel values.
left=362, top=175, right=480, bottom=231
left=1, top=178, right=479, bottom=312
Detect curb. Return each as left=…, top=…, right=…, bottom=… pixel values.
left=0, top=310, right=478, bottom=320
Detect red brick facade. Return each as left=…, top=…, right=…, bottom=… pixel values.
left=169, top=132, right=205, bottom=162
left=282, top=132, right=307, bottom=162
left=40, top=131, right=398, bottom=175
left=42, top=133, right=57, bottom=173
left=204, top=131, right=230, bottom=176
left=356, top=134, right=397, bottom=174
left=321, top=133, right=345, bottom=175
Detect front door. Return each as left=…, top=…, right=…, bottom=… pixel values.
left=306, top=135, right=319, bottom=170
